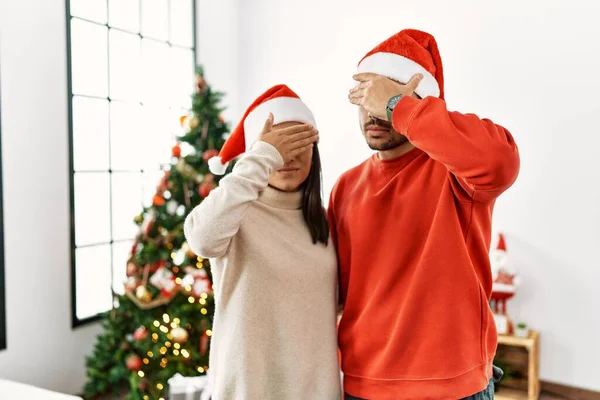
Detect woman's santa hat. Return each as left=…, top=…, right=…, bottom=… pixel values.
left=357, top=29, right=445, bottom=100
left=208, top=84, right=316, bottom=175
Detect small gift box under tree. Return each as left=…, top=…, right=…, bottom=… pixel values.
left=168, top=373, right=211, bottom=400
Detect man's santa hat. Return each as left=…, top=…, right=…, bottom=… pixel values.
left=208, top=84, right=316, bottom=175
left=357, top=29, right=445, bottom=100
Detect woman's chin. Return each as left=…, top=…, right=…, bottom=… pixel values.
left=269, top=178, right=302, bottom=193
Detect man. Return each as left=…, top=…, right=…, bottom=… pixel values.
left=329, top=29, right=519, bottom=399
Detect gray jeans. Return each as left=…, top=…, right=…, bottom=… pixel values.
left=344, top=366, right=504, bottom=400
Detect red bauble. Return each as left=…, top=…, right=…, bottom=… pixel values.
left=202, top=149, right=219, bottom=162
left=198, top=182, right=215, bottom=198
left=172, top=145, right=182, bottom=158
left=125, top=354, right=142, bottom=371
left=153, top=194, right=166, bottom=206
left=126, top=262, right=137, bottom=277
left=133, top=326, right=148, bottom=342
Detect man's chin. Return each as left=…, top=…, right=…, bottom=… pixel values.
left=366, top=138, right=406, bottom=151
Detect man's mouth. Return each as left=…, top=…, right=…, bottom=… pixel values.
left=366, top=125, right=390, bottom=137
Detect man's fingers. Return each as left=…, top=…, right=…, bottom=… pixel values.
left=353, top=72, right=378, bottom=82
left=348, top=95, right=362, bottom=105
left=349, top=81, right=368, bottom=94
left=348, top=88, right=365, bottom=98
left=405, top=73, right=424, bottom=93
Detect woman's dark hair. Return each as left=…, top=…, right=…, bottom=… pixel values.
left=302, top=144, right=329, bottom=245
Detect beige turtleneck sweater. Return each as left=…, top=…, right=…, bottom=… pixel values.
left=184, top=141, right=341, bottom=400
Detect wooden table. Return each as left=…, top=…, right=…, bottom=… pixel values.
left=494, top=330, right=540, bottom=400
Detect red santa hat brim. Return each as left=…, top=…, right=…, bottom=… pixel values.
left=357, top=51, right=440, bottom=98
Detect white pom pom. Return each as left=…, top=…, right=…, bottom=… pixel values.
left=208, top=156, right=228, bottom=175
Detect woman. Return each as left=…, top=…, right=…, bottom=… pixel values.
left=184, top=85, right=341, bottom=400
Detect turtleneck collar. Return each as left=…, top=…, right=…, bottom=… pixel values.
left=257, top=185, right=303, bottom=210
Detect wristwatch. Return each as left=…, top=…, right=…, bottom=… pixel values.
left=386, top=94, right=403, bottom=121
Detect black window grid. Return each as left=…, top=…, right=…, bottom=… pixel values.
left=0, top=58, right=6, bottom=350
left=66, top=0, right=198, bottom=327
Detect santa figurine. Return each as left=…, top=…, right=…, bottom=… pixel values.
left=490, top=233, right=520, bottom=334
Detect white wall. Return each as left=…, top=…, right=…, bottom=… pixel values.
left=0, top=0, right=102, bottom=394
left=196, top=0, right=241, bottom=122
left=235, top=0, right=600, bottom=391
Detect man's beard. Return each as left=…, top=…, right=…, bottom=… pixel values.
left=363, top=119, right=408, bottom=151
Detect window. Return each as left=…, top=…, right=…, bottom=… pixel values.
left=0, top=59, right=6, bottom=349
left=66, top=0, right=197, bottom=327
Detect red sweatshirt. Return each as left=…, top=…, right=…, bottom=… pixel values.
left=328, top=96, right=520, bottom=399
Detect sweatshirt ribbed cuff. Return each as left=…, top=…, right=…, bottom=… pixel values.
left=391, top=95, right=426, bottom=135
left=251, top=141, right=285, bottom=170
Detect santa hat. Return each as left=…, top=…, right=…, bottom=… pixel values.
left=208, top=85, right=316, bottom=175
left=357, top=29, right=445, bottom=100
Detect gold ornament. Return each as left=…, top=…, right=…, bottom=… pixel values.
left=189, top=117, right=200, bottom=130
left=171, top=327, right=189, bottom=343
left=136, top=286, right=151, bottom=302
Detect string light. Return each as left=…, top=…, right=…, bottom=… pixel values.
left=172, top=266, right=179, bottom=273
left=160, top=347, right=167, bottom=355
left=143, top=358, right=149, bottom=364
left=197, top=367, right=205, bottom=373
left=173, top=318, right=181, bottom=325
left=201, top=308, right=208, bottom=315
left=143, top=396, right=149, bottom=400
left=174, top=343, right=181, bottom=349
left=157, top=383, right=164, bottom=390
left=201, top=292, right=208, bottom=299
left=160, top=326, right=169, bottom=333
left=138, top=371, right=145, bottom=377
left=185, top=285, right=192, bottom=292
left=162, top=358, right=168, bottom=364
left=181, top=349, right=190, bottom=358
left=197, top=256, right=203, bottom=262
left=199, top=298, right=206, bottom=305
left=188, top=296, right=195, bottom=303
left=173, top=349, right=180, bottom=356
left=147, top=351, right=154, bottom=357
left=175, top=277, right=182, bottom=285
left=167, top=333, right=174, bottom=340
left=163, top=314, right=170, bottom=323
left=170, top=322, right=177, bottom=329
left=171, top=252, right=177, bottom=259
left=153, top=321, right=160, bottom=327
left=152, top=333, right=159, bottom=340
left=166, top=341, right=172, bottom=348
left=196, top=262, right=203, bottom=268
left=206, top=330, right=213, bottom=337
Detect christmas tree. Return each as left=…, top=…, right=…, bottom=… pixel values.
left=84, top=66, right=229, bottom=400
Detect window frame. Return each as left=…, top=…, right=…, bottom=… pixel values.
left=66, top=0, right=198, bottom=328
left=0, top=58, right=6, bottom=349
